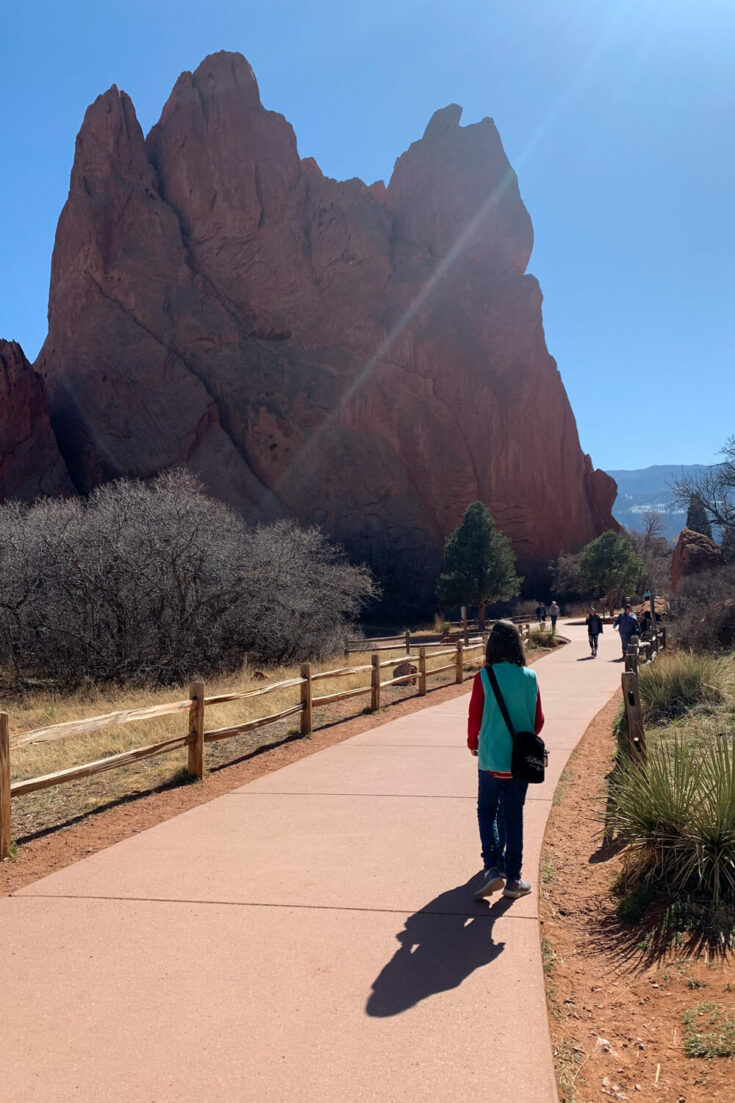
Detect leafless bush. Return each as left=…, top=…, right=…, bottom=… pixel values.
left=627, top=512, right=673, bottom=597
left=669, top=566, right=735, bottom=652
left=0, top=471, right=376, bottom=686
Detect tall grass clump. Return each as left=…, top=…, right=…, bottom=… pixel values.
left=528, top=626, right=564, bottom=650
left=638, top=652, right=731, bottom=723
left=612, top=737, right=735, bottom=906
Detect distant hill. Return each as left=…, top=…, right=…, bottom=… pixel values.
left=606, top=464, right=711, bottom=541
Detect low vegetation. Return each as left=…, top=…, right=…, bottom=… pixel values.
left=528, top=626, right=565, bottom=650
left=610, top=643, right=735, bottom=934
left=683, top=1002, right=735, bottom=1058
left=637, top=651, right=731, bottom=723
left=612, top=736, right=735, bottom=908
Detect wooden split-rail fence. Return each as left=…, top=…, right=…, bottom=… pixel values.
left=601, top=624, right=667, bottom=847
left=619, top=625, right=667, bottom=760
left=0, top=629, right=535, bottom=859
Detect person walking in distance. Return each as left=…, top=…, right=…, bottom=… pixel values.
left=467, top=620, right=544, bottom=900
left=549, top=600, right=560, bottom=630
left=613, top=603, right=639, bottom=659
left=585, top=607, right=603, bottom=656
left=536, top=600, right=546, bottom=627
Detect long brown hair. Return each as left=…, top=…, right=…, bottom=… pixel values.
left=485, top=620, right=526, bottom=667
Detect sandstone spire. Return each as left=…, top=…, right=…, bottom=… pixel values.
left=35, top=51, right=617, bottom=610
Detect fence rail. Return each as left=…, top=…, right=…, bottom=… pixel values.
left=0, top=633, right=507, bottom=860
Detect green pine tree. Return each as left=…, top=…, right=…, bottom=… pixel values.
left=686, top=493, right=713, bottom=539
left=578, top=530, right=645, bottom=609
left=436, top=502, right=521, bottom=627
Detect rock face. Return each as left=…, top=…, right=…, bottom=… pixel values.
left=36, top=51, right=617, bottom=610
left=0, top=340, right=72, bottom=502
left=670, top=527, right=725, bottom=591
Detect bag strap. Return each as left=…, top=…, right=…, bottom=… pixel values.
left=486, top=665, right=516, bottom=741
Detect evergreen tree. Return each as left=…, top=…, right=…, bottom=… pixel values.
left=578, top=530, right=645, bottom=610
left=436, top=502, right=521, bottom=627
left=686, top=493, right=713, bottom=539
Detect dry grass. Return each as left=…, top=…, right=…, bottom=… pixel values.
left=3, top=642, right=485, bottom=843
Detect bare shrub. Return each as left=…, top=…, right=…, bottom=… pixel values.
left=237, top=520, right=377, bottom=666
left=0, top=471, right=376, bottom=686
left=627, top=513, right=673, bottom=598
left=669, top=566, right=735, bottom=652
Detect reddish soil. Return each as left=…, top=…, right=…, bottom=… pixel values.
left=541, top=696, right=735, bottom=1102
left=0, top=675, right=478, bottom=897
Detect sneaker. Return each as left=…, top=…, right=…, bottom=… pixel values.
left=503, top=879, right=532, bottom=899
left=474, top=868, right=504, bottom=900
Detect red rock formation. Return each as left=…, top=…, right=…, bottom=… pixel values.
left=670, top=528, right=725, bottom=591
left=36, top=51, right=617, bottom=609
left=0, top=340, right=72, bottom=502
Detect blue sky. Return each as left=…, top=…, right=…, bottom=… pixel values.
left=2, top=0, right=733, bottom=472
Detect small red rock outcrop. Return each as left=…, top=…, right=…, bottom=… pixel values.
left=0, top=340, right=72, bottom=503
left=35, top=51, right=617, bottom=607
left=670, top=527, right=725, bottom=591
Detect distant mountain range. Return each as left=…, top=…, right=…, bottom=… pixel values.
left=606, top=464, right=711, bottom=541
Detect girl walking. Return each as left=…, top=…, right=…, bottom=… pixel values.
left=467, top=620, right=544, bottom=900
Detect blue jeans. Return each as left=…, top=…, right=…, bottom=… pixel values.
left=477, top=772, right=529, bottom=882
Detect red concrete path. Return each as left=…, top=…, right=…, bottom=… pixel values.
left=0, top=623, right=622, bottom=1103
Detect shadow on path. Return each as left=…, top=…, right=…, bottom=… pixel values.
left=366, top=874, right=511, bottom=1017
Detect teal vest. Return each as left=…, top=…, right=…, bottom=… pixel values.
left=477, top=664, right=539, bottom=773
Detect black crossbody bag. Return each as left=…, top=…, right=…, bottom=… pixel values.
left=486, top=666, right=548, bottom=785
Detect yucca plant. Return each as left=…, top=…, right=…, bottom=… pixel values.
left=612, top=737, right=735, bottom=906
left=638, top=652, right=730, bottom=724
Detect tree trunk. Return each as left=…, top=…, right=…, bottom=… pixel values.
left=478, top=601, right=486, bottom=630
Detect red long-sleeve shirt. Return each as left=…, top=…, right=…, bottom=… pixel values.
left=467, top=670, right=544, bottom=761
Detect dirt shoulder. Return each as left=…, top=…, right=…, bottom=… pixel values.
left=541, top=695, right=735, bottom=1102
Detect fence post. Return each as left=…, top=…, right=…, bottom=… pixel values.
left=187, top=681, right=205, bottom=780
left=0, top=713, right=10, bottom=860
left=371, top=653, right=381, bottom=711
left=661, top=625, right=667, bottom=650
left=300, top=662, right=312, bottom=735
left=456, top=640, right=464, bottom=684
left=418, top=646, right=427, bottom=696
left=621, top=671, right=646, bottom=760
left=626, top=642, right=638, bottom=673
left=405, top=629, right=411, bottom=655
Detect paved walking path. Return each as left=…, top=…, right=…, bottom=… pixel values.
left=0, top=623, right=622, bottom=1103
